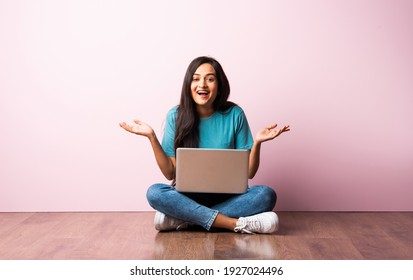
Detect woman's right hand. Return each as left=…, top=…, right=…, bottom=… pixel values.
left=119, top=120, right=155, bottom=139
left=120, top=119, right=175, bottom=180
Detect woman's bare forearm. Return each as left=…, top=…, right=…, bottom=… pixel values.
left=249, top=141, right=261, bottom=179
left=119, top=120, right=175, bottom=180
left=148, top=133, right=175, bottom=180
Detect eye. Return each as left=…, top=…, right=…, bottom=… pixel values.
left=192, top=77, right=200, bottom=82
left=207, top=77, right=215, bottom=82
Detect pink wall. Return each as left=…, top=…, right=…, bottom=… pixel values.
left=1, top=0, right=412, bottom=212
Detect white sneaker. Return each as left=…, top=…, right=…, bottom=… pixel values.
left=154, top=211, right=189, bottom=231
left=234, top=212, right=279, bottom=234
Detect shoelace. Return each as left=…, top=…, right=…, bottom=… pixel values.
left=234, top=218, right=260, bottom=234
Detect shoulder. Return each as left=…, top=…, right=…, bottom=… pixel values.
left=221, top=105, right=247, bottom=118
left=166, top=105, right=179, bottom=119
left=231, top=105, right=245, bottom=115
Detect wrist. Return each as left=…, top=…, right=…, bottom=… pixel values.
left=253, top=139, right=263, bottom=146
left=148, top=131, right=157, bottom=142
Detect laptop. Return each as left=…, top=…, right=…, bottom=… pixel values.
left=175, top=148, right=250, bottom=194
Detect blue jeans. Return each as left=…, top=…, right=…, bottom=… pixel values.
left=146, top=184, right=277, bottom=230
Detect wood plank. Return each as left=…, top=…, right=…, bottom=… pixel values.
left=0, top=211, right=412, bottom=260
left=335, top=212, right=412, bottom=259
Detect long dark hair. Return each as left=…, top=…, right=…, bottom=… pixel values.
left=174, top=56, right=236, bottom=151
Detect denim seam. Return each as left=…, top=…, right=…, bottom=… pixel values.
left=205, top=210, right=219, bottom=230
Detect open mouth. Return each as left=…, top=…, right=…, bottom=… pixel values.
left=197, top=90, right=209, bottom=97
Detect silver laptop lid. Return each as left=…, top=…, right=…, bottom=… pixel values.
left=175, top=148, right=250, bottom=193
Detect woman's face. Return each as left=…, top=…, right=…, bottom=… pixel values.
left=191, top=63, right=218, bottom=112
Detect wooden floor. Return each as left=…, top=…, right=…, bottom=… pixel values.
left=0, top=211, right=412, bottom=260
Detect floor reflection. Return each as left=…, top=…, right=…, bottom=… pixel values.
left=214, top=233, right=279, bottom=259
left=152, top=229, right=279, bottom=260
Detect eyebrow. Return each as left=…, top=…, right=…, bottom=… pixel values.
left=193, top=73, right=216, bottom=76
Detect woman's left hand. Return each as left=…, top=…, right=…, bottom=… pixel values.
left=255, top=124, right=290, bottom=144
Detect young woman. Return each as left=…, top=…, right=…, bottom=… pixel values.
left=120, top=56, right=290, bottom=234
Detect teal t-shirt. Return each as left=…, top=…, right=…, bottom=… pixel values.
left=162, top=105, right=254, bottom=157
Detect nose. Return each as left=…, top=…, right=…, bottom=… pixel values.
left=198, top=78, right=207, bottom=88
